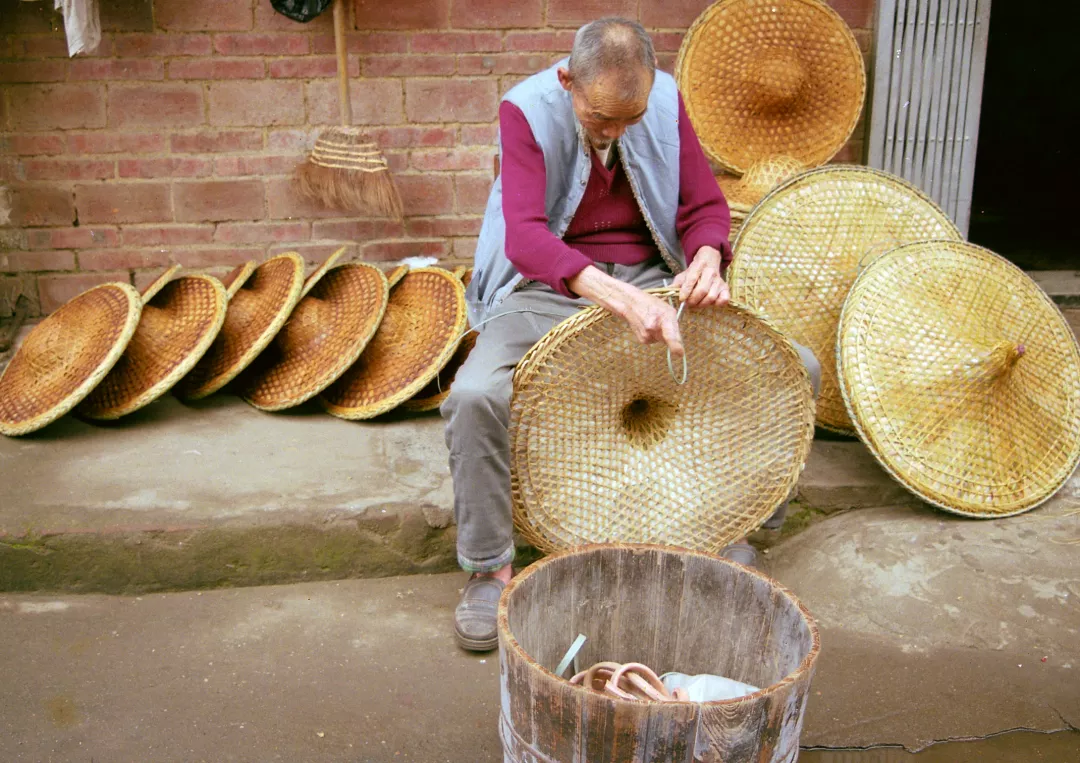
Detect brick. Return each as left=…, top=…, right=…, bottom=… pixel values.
left=9, top=36, right=69, bottom=58
left=640, top=0, right=712, bottom=28
left=411, top=32, right=501, bottom=54
left=76, top=182, right=172, bottom=224
left=454, top=173, right=492, bottom=213
left=78, top=248, right=171, bottom=270
left=457, top=53, right=547, bottom=76
left=68, top=132, right=169, bottom=154
left=214, top=155, right=300, bottom=176
left=171, top=130, right=263, bottom=153
left=833, top=140, right=865, bottom=164
left=498, top=74, right=529, bottom=97
left=410, top=148, right=493, bottom=172
left=22, top=159, right=115, bottom=182
left=267, top=129, right=319, bottom=152
left=208, top=80, right=304, bottom=126
left=650, top=32, right=686, bottom=53
left=156, top=0, right=254, bottom=31
left=405, top=78, right=497, bottom=123
left=312, top=32, right=408, bottom=55
left=460, top=124, right=497, bottom=146
left=255, top=0, right=333, bottom=30
left=0, top=250, right=75, bottom=272
left=121, top=225, right=214, bottom=246
left=405, top=217, right=483, bottom=237
left=362, top=55, right=456, bottom=77
left=27, top=227, right=120, bottom=250
left=214, top=222, right=310, bottom=244
left=0, top=134, right=66, bottom=156
left=394, top=174, right=454, bottom=216
left=108, top=84, right=204, bottom=128
left=311, top=219, right=406, bottom=240
left=451, top=236, right=478, bottom=258
left=113, top=33, right=212, bottom=57
left=382, top=151, right=408, bottom=173
left=9, top=183, right=75, bottom=226
left=307, top=79, right=403, bottom=126
left=266, top=176, right=352, bottom=219
left=169, top=58, right=266, bottom=80
left=0, top=60, right=67, bottom=83
left=70, top=59, right=164, bottom=81
left=269, top=57, right=352, bottom=79
left=99, top=0, right=154, bottom=32
left=361, top=239, right=449, bottom=263
left=503, top=31, right=576, bottom=51
left=451, top=0, right=542, bottom=29
left=354, top=0, right=449, bottom=29
left=118, top=157, right=213, bottom=179
left=9, top=84, right=106, bottom=131
left=171, top=247, right=265, bottom=268
left=547, top=0, right=638, bottom=26
left=656, top=52, right=676, bottom=75
left=828, top=0, right=874, bottom=29
left=267, top=242, right=359, bottom=261
left=368, top=126, right=457, bottom=149
left=214, top=33, right=309, bottom=56
left=173, top=180, right=265, bottom=222
left=38, top=272, right=130, bottom=314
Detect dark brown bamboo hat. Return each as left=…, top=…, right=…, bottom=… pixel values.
left=676, top=0, right=866, bottom=174
left=839, top=241, right=1080, bottom=517
left=510, top=289, right=815, bottom=554
left=728, top=165, right=962, bottom=433
left=175, top=253, right=305, bottom=400
left=319, top=267, right=467, bottom=420
left=78, top=266, right=228, bottom=420
left=0, top=282, right=141, bottom=436
left=240, top=256, right=389, bottom=412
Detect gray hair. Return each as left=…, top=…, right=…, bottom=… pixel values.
left=568, top=18, right=656, bottom=101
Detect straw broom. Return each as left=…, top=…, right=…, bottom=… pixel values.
left=295, top=0, right=403, bottom=219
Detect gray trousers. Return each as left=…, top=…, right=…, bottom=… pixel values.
left=440, top=259, right=821, bottom=573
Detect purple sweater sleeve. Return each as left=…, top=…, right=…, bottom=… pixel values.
left=676, top=93, right=733, bottom=269
left=499, top=101, right=593, bottom=297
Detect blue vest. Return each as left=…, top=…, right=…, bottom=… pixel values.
left=467, top=59, right=686, bottom=326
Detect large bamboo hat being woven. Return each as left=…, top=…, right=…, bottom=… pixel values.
left=78, top=266, right=228, bottom=420
left=320, top=267, right=467, bottom=420
left=676, top=0, right=866, bottom=174
left=176, top=253, right=305, bottom=400
left=240, top=257, right=389, bottom=411
left=510, top=289, right=815, bottom=554
left=729, top=165, right=962, bottom=432
left=839, top=241, right=1080, bottom=517
left=0, top=282, right=141, bottom=436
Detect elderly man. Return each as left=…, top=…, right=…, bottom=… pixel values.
left=441, top=17, right=820, bottom=651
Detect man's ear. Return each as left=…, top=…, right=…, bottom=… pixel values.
left=557, top=67, right=573, bottom=92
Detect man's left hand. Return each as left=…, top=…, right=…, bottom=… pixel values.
left=673, top=246, right=730, bottom=308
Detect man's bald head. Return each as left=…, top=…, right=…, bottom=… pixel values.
left=568, top=18, right=656, bottom=102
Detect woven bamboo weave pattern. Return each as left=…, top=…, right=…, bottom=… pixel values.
left=838, top=241, right=1080, bottom=517
left=510, top=289, right=815, bottom=554
left=79, top=275, right=228, bottom=420
left=0, top=283, right=141, bottom=436
left=717, top=156, right=806, bottom=212
left=320, top=268, right=467, bottom=420
left=401, top=268, right=475, bottom=413
left=241, top=263, right=389, bottom=411
left=676, top=0, right=865, bottom=174
left=176, top=254, right=305, bottom=400
left=729, top=165, right=961, bottom=432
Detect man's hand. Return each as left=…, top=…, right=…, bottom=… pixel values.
left=673, top=246, right=730, bottom=308
left=568, top=266, right=684, bottom=358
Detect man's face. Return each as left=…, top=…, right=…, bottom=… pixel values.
left=559, top=68, right=651, bottom=150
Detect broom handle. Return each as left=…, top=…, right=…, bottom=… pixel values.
left=333, top=0, right=351, bottom=126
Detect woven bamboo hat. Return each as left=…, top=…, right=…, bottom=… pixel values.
left=510, top=289, right=815, bottom=554
left=729, top=165, right=962, bottom=432
left=320, top=267, right=467, bottom=420
left=676, top=0, right=866, bottom=174
left=401, top=268, right=475, bottom=413
left=839, top=241, right=1080, bottom=517
left=175, top=253, right=305, bottom=400
left=240, top=256, right=389, bottom=412
left=0, top=282, right=141, bottom=436
left=78, top=266, right=228, bottom=420
left=717, top=156, right=807, bottom=212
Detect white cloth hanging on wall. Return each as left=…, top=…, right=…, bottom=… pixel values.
left=54, top=0, right=101, bottom=57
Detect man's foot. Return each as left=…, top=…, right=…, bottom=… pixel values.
left=719, top=542, right=759, bottom=569
left=454, top=571, right=508, bottom=652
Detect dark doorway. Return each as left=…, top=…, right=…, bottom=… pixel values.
left=967, top=2, right=1079, bottom=270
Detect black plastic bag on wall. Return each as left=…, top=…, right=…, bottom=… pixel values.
left=270, top=0, right=332, bottom=23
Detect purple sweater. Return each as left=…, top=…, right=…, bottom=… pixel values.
left=500, top=94, right=732, bottom=297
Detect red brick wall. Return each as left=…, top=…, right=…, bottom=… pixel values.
left=0, top=0, right=874, bottom=316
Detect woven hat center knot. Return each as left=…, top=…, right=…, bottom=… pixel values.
left=279, top=299, right=329, bottom=354
left=25, top=322, right=80, bottom=381
left=620, top=394, right=677, bottom=450
left=746, top=49, right=806, bottom=111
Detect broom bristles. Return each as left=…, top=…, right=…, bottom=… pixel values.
left=296, top=127, right=404, bottom=220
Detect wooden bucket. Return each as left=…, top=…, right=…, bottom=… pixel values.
left=497, top=544, right=820, bottom=762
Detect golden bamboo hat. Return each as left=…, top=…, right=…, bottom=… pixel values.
left=0, top=282, right=141, bottom=436
left=78, top=266, right=228, bottom=420
left=839, top=241, right=1080, bottom=517
left=717, top=156, right=807, bottom=213
left=510, top=289, right=815, bottom=554
left=401, top=268, right=476, bottom=413
left=175, top=253, right=305, bottom=400
left=676, top=0, right=866, bottom=174
left=320, top=267, right=467, bottom=420
left=729, top=165, right=962, bottom=432
left=240, top=254, right=389, bottom=411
